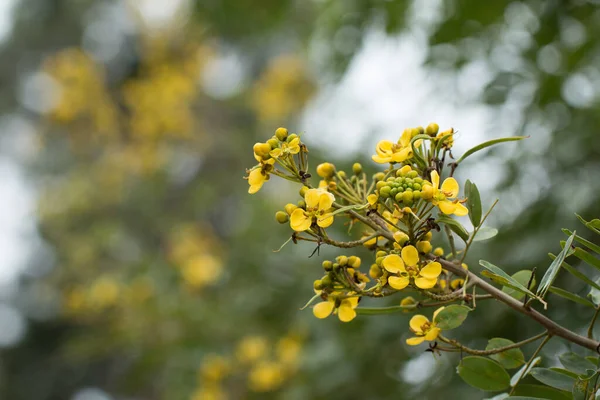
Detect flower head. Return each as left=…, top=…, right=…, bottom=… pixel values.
left=421, top=170, right=468, bottom=216
left=406, top=307, right=445, bottom=345
left=382, top=246, right=441, bottom=289
left=289, top=188, right=335, bottom=231
left=247, top=160, right=274, bottom=194
left=270, top=136, right=300, bottom=158
left=313, top=296, right=359, bottom=322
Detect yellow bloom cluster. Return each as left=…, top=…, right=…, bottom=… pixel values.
left=191, top=332, right=303, bottom=399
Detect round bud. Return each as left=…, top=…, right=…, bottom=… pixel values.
left=286, top=133, right=299, bottom=143
left=376, top=181, right=387, bottom=190
left=253, top=142, right=272, bottom=157
left=346, top=268, right=355, bottom=276
left=407, top=171, right=419, bottom=179
left=266, top=138, right=279, bottom=149
left=297, top=200, right=306, bottom=209
left=336, top=256, right=348, bottom=267
left=417, top=240, right=432, bottom=254
left=395, top=192, right=403, bottom=203
left=275, top=211, right=289, bottom=224
left=375, top=250, right=387, bottom=258
left=313, top=279, right=323, bottom=290
left=402, top=191, right=414, bottom=205
left=369, top=264, right=383, bottom=279
left=321, top=275, right=332, bottom=287
left=390, top=188, right=398, bottom=198
left=410, top=128, right=420, bottom=137
left=332, top=263, right=341, bottom=272
left=398, top=165, right=412, bottom=176
left=350, top=175, right=357, bottom=184
left=373, top=172, right=385, bottom=181
left=424, top=231, right=433, bottom=241
left=416, top=126, right=425, bottom=135
left=338, top=171, right=346, bottom=179
left=352, top=163, right=362, bottom=175
left=379, top=186, right=391, bottom=199
left=461, top=263, right=469, bottom=270
left=348, top=256, right=361, bottom=268
left=299, top=186, right=309, bottom=197
left=375, top=256, right=385, bottom=266
left=316, top=163, right=335, bottom=179
left=426, top=123, right=439, bottom=136
left=433, top=247, right=444, bottom=257
left=400, top=296, right=417, bottom=307
left=275, top=127, right=288, bottom=141
left=322, top=260, right=333, bottom=271
left=393, top=231, right=409, bottom=245
left=284, top=203, right=297, bottom=215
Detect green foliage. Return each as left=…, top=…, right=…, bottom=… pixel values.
left=530, top=368, right=576, bottom=391
left=486, top=338, right=525, bottom=369
left=502, top=270, right=535, bottom=301
left=434, top=305, right=471, bottom=330
left=457, top=356, right=511, bottom=391
left=437, top=214, right=469, bottom=242
left=537, top=231, right=576, bottom=299
left=480, top=261, right=538, bottom=300
left=454, top=137, right=529, bottom=165
left=465, top=180, right=482, bottom=227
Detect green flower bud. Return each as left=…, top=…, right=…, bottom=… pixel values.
left=376, top=250, right=387, bottom=258
left=352, top=163, right=362, bottom=175
left=332, top=263, right=341, bottom=272
left=390, top=188, right=398, bottom=198
left=369, top=264, right=383, bottom=279
left=376, top=256, right=385, bottom=266
left=414, top=177, right=423, bottom=184
left=267, top=138, right=279, bottom=149
left=407, top=171, right=419, bottom=179
left=410, top=128, right=420, bottom=137
left=425, top=123, right=439, bottom=136
left=402, top=191, right=414, bottom=205
left=348, top=256, right=361, bottom=268
left=297, top=200, right=306, bottom=209
left=379, top=186, right=391, bottom=198
left=299, top=186, right=309, bottom=197
left=373, top=172, right=385, bottom=181
left=321, top=275, right=332, bottom=287
left=313, top=279, right=323, bottom=290
left=413, top=190, right=422, bottom=199
left=413, top=183, right=421, bottom=190
left=275, top=127, right=288, bottom=141
left=284, top=203, right=297, bottom=215
left=322, top=260, right=333, bottom=271
left=395, top=192, right=403, bottom=203
left=253, top=142, right=272, bottom=157
left=338, top=171, right=347, bottom=179
left=416, top=126, right=425, bottom=135
left=417, top=240, right=432, bottom=254
left=350, top=175, right=357, bottom=184
left=286, top=133, right=299, bottom=143
left=336, top=256, right=348, bottom=267
left=275, top=211, right=289, bottom=224
left=376, top=181, right=387, bottom=190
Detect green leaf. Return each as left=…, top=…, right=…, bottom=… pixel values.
left=502, top=270, right=535, bottom=301
left=585, top=356, right=599, bottom=365
left=572, top=247, right=600, bottom=272
left=572, top=380, right=586, bottom=400
left=511, top=384, right=571, bottom=400
left=480, top=260, right=538, bottom=299
left=548, top=367, right=580, bottom=379
left=434, top=304, right=471, bottom=330
left=511, top=356, right=542, bottom=386
left=563, top=229, right=600, bottom=255
left=473, top=227, right=499, bottom=242
left=550, top=253, right=600, bottom=291
left=486, top=338, right=525, bottom=369
left=455, top=136, right=528, bottom=165
left=437, top=215, right=469, bottom=242
left=457, top=356, right=511, bottom=391
left=589, top=277, right=600, bottom=306
left=576, top=214, right=600, bottom=235
left=530, top=368, right=576, bottom=391
left=507, top=397, right=555, bottom=400
left=548, top=286, right=595, bottom=308
left=559, top=352, right=597, bottom=376
left=484, top=394, right=509, bottom=400
left=537, top=231, right=576, bottom=299
left=465, top=180, right=482, bottom=227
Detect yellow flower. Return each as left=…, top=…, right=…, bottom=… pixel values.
left=316, top=162, right=335, bottom=179
left=421, top=170, right=468, bottom=216
left=371, top=129, right=420, bottom=164
left=313, top=296, right=359, bottom=322
left=248, top=361, right=285, bottom=392
left=406, top=307, right=445, bottom=345
left=236, top=336, right=268, bottom=363
left=289, top=188, right=335, bottom=231
left=270, top=136, right=300, bottom=158
left=436, top=128, right=454, bottom=148
left=247, top=160, right=274, bottom=194
left=382, top=246, right=441, bottom=289
left=367, top=193, right=378, bottom=207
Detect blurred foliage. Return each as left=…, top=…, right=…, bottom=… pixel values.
left=0, top=0, right=599, bottom=399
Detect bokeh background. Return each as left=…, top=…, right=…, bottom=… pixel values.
left=1, top=0, right=600, bottom=399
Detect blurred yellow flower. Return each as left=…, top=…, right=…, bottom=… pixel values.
left=248, top=361, right=285, bottom=392
left=181, top=254, right=223, bottom=288
left=199, top=354, right=231, bottom=382
left=236, top=336, right=268, bottom=363
left=88, top=277, right=120, bottom=310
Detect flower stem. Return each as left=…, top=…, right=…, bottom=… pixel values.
left=438, top=331, right=547, bottom=356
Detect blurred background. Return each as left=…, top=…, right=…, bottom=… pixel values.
left=0, top=0, right=599, bottom=399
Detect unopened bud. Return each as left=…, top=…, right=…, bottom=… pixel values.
left=426, top=123, right=439, bottom=136
left=284, top=203, right=297, bottom=215
left=267, top=138, right=279, bottom=148
left=433, top=247, right=444, bottom=257
left=393, top=231, right=409, bottom=245
left=253, top=142, right=271, bottom=157
left=417, top=240, right=432, bottom=254
left=373, top=172, right=385, bottom=181
left=275, top=127, right=288, bottom=141
left=316, top=163, right=335, bottom=179
left=286, top=133, right=299, bottom=143
left=322, top=260, right=333, bottom=271
left=369, top=264, right=383, bottom=279
left=352, top=163, right=362, bottom=175
left=299, top=186, right=309, bottom=197
left=275, top=211, right=289, bottom=224
left=348, top=256, right=361, bottom=268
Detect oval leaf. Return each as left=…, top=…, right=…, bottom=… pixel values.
left=457, top=356, right=511, bottom=391
left=537, top=231, right=576, bottom=298
left=473, top=227, right=499, bottom=242
left=502, top=270, right=535, bottom=301
left=434, top=304, right=470, bottom=330
left=530, top=368, right=576, bottom=391
left=465, top=180, right=482, bottom=227
left=486, top=338, right=525, bottom=369
left=437, top=215, right=469, bottom=242
left=511, top=384, right=571, bottom=400
left=480, top=260, right=537, bottom=299
left=559, top=352, right=597, bottom=376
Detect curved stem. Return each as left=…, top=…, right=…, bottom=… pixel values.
left=431, top=255, right=600, bottom=352
left=588, top=306, right=600, bottom=339
left=438, top=331, right=547, bottom=356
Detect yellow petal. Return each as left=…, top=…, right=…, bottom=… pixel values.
left=318, top=192, right=335, bottom=210
left=343, top=297, right=360, bottom=308
left=438, top=200, right=457, bottom=215
left=399, top=165, right=412, bottom=176
left=406, top=336, right=426, bottom=346
left=337, top=304, right=357, bottom=322
left=371, top=154, right=391, bottom=164
left=388, top=276, right=410, bottom=290
left=421, top=184, right=433, bottom=199
left=317, top=213, right=334, bottom=228
left=289, top=137, right=300, bottom=147
left=424, top=327, right=440, bottom=341
left=419, top=262, right=442, bottom=279
left=394, top=147, right=412, bottom=162
left=430, top=170, right=440, bottom=189
left=304, top=189, right=320, bottom=209
left=453, top=202, right=469, bottom=216
left=290, top=209, right=312, bottom=231
left=441, top=177, right=459, bottom=198
left=269, top=148, right=282, bottom=158
left=409, top=314, right=429, bottom=334
left=414, top=276, right=437, bottom=289
left=367, top=194, right=378, bottom=206
left=382, top=254, right=405, bottom=274
left=401, top=245, right=419, bottom=266
left=289, top=145, right=300, bottom=154
left=313, top=301, right=335, bottom=319
left=376, top=140, right=393, bottom=154
left=248, top=168, right=266, bottom=186
left=433, top=306, right=445, bottom=322
left=399, top=129, right=412, bottom=147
